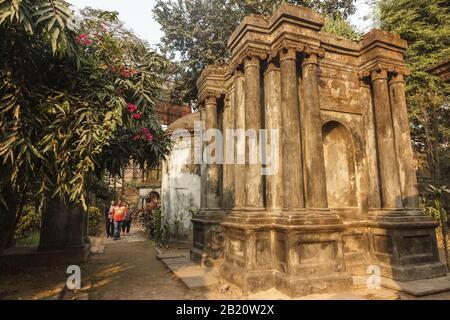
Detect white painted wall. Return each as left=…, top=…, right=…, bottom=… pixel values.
left=161, top=132, right=201, bottom=241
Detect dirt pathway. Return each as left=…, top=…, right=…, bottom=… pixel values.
left=83, top=226, right=241, bottom=300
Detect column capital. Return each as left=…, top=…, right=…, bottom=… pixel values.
left=359, top=63, right=409, bottom=82
left=364, top=63, right=391, bottom=81
left=205, top=94, right=218, bottom=106
left=244, top=54, right=261, bottom=70
left=371, top=67, right=388, bottom=81
left=302, top=47, right=325, bottom=66
left=270, top=39, right=305, bottom=60
left=389, top=67, right=410, bottom=85
left=279, top=47, right=297, bottom=63
left=199, top=91, right=221, bottom=107
left=231, top=47, right=267, bottom=73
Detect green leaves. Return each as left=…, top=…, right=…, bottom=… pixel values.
left=0, top=0, right=77, bottom=56
left=0, top=0, right=33, bottom=33
left=0, top=4, right=171, bottom=216
left=377, top=0, right=450, bottom=181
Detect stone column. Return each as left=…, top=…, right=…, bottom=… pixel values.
left=360, top=77, right=381, bottom=209
left=244, top=56, right=264, bottom=209
left=389, top=71, right=419, bottom=208
left=371, top=67, right=403, bottom=208
left=204, top=95, right=220, bottom=209
left=264, top=61, right=283, bottom=210
left=280, top=48, right=304, bottom=209
left=223, top=88, right=235, bottom=210
left=233, top=70, right=246, bottom=210
left=199, top=105, right=207, bottom=209
left=301, top=49, right=328, bottom=208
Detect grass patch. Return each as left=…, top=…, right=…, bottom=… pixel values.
left=16, top=230, right=40, bottom=246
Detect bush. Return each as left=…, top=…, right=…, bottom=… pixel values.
left=136, top=208, right=152, bottom=236
left=16, top=230, right=40, bottom=246
left=88, top=206, right=103, bottom=236
left=425, top=185, right=449, bottom=270
left=15, top=206, right=41, bottom=240
left=137, top=206, right=169, bottom=245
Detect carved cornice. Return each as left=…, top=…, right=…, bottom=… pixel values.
left=197, top=4, right=410, bottom=103
left=197, top=65, right=227, bottom=103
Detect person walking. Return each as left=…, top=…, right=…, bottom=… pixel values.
left=104, top=200, right=115, bottom=238
left=122, top=204, right=134, bottom=235
left=112, top=199, right=126, bottom=240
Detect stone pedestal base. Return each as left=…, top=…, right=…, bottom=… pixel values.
left=221, top=262, right=353, bottom=297
left=39, top=197, right=89, bottom=251
left=191, top=210, right=225, bottom=267
left=368, top=209, right=448, bottom=281
left=220, top=210, right=353, bottom=297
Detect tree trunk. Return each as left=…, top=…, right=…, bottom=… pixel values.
left=422, top=106, right=439, bottom=183
left=0, top=185, right=18, bottom=253
left=441, top=216, right=449, bottom=271
left=121, top=165, right=126, bottom=198
left=431, top=106, right=441, bottom=182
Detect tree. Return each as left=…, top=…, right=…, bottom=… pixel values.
left=425, top=185, right=450, bottom=270
left=374, top=0, right=450, bottom=184
left=0, top=1, right=171, bottom=251
left=154, top=0, right=359, bottom=105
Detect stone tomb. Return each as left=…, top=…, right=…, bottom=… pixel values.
left=190, top=4, right=447, bottom=296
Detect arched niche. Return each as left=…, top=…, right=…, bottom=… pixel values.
left=322, top=121, right=358, bottom=208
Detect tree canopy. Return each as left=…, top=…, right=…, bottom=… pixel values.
left=375, top=0, right=450, bottom=182
left=0, top=1, right=171, bottom=250
left=154, top=0, right=360, bottom=105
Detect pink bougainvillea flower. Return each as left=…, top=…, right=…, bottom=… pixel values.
left=127, top=103, right=137, bottom=113
left=132, top=134, right=141, bottom=141
left=77, top=34, right=93, bottom=46
left=140, top=128, right=153, bottom=142
left=145, top=133, right=154, bottom=142
left=132, top=112, right=142, bottom=119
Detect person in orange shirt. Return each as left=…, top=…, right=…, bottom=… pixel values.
left=112, top=199, right=127, bottom=240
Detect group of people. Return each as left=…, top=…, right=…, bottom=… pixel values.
left=105, top=200, right=134, bottom=240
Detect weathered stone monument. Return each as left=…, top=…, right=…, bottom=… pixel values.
left=0, top=198, right=90, bottom=267
left=191, top=4, right=447, bottom=296
left=161, top=112, right=201, bottom=242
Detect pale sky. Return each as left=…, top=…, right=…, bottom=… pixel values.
left=68, top=0, right=373, bottom=46
left=68, top=0, right=163, bottom=48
